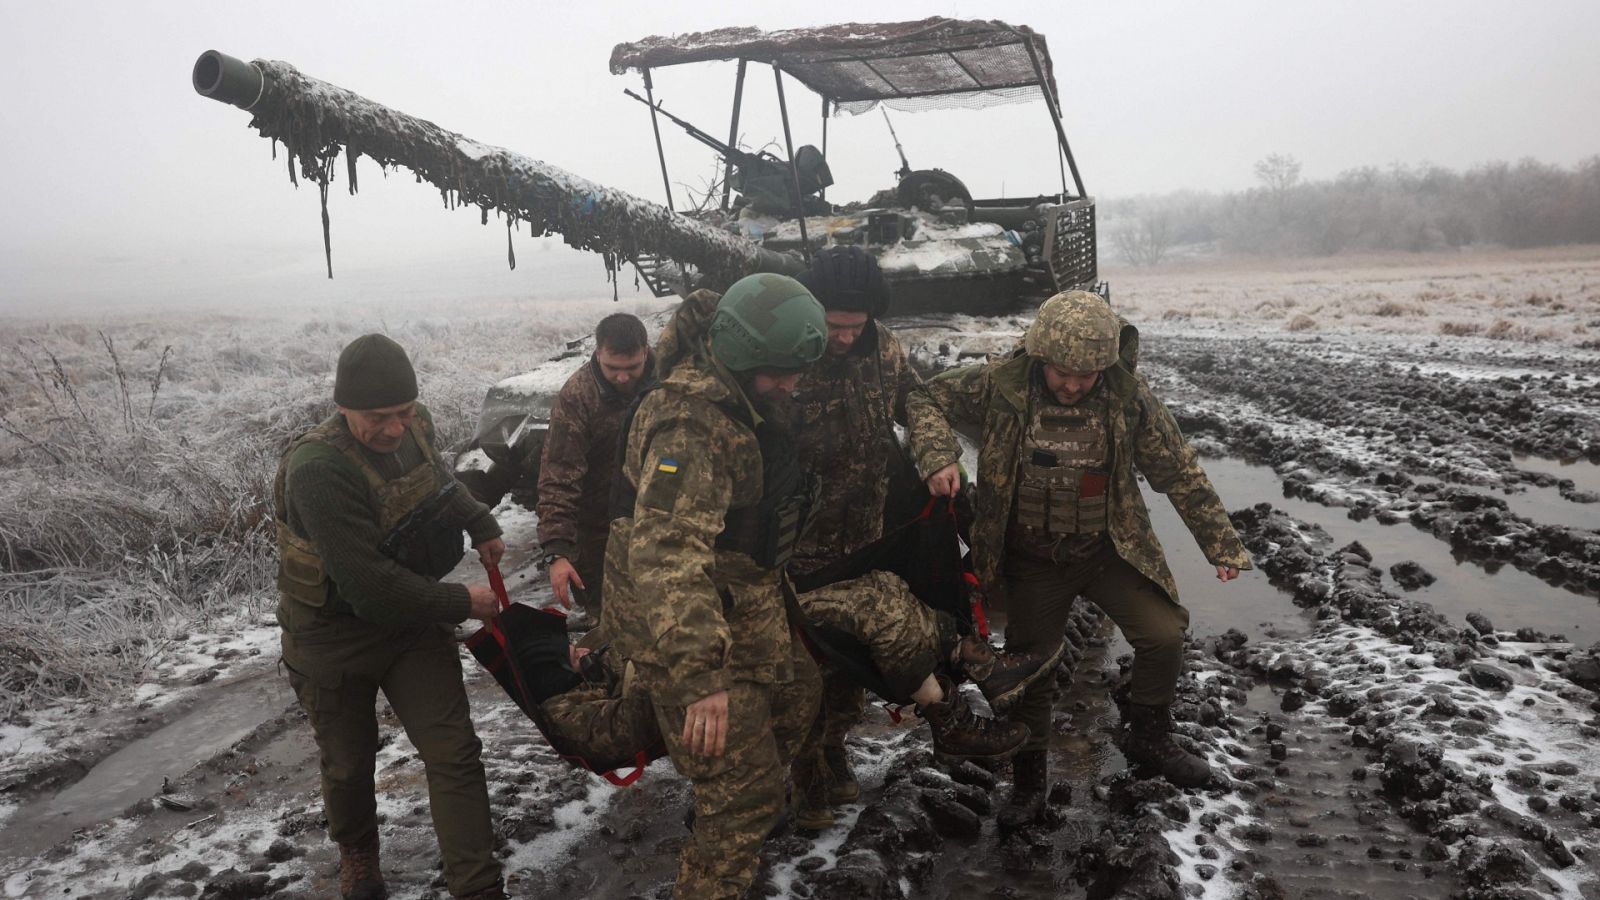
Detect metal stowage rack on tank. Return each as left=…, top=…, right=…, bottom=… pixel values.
left=192, top=16, right=1105, bottom=503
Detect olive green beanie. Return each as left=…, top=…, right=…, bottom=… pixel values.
left=334, top=334, right=418, bottom=410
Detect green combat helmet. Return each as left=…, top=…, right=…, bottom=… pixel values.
left=1024, top=290, right=1121, bottom=372
left=709, top=273, right=827, bottom=372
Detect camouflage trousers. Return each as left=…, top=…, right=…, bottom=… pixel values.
left=794, top=571, right=945, bottom=785
left=798, top=570, right=944, bottom=701
left=1002, top=546, right=1190, bottom=753
left=645, top=633, right=819, bottom=900
left=279, top=611, right=501, bottom=897
left=536, top=642, right=660, bottom=771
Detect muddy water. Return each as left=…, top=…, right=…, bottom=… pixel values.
left=1142, top=477, right=1313, bottom=641
left=1500, top=479, right=1600, bottom=533
left=0, top=670, right=294, bottom=860
left=1515, top=453, right=1600, bottom=498
left=1197, top=456, right=1600, bottom=641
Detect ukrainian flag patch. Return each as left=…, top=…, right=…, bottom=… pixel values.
left=656, top=457, right=680, bottom=474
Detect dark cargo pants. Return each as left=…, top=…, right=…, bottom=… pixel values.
left=645, top=634, right=819, bottom=900
left=573, top=532, right=609, bottom=616
left=280, top=613, right=501, bottom=897
left=1002, top=547, right=1190, bottom=753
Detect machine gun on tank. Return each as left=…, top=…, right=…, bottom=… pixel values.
left=622, top=89, right=832, bottom=218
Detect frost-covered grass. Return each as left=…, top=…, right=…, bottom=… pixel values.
left=1105, top=244, right=1600, bottom=347
left=0, top=292, right=670, bottom=717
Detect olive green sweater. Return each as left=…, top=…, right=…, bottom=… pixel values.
left=283, top=409, right=501, bottom=625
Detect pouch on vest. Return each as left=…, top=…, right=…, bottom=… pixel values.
left=380, top=481, right=470, bottom=580
left=277, top=532, right=329, bottom=608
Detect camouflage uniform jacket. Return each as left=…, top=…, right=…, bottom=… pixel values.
left=604, top=291, right=793, bottom=707
left=536, top=352, right=656, bottom=561
left=916, top=319, right=1251, bottom=605
left=781, top=323, right=956, bottom=572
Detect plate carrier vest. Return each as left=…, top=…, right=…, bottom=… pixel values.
left=273, top=414, right=452, bottom=608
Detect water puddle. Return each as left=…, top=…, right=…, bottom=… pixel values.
left=1514, top=452, right=1600, bottom=499
left=1500, top=479, right=1600, bottom=533
left=1198, top=456, right=1600, bottom=640
left=0, top=671, right=294, bottom=860
left=1144, top=481, right=1313, bottom=641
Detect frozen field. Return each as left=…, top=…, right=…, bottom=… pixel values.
left=1, top=246, right=1597, bottom=899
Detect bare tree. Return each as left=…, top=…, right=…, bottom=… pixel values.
left=1112, top=210, right=1173, bottom=266
left=1255, top=153, right=1303, bottom=220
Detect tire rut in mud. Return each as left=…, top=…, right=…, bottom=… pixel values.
left=1145, top=332, right=1600, bottom=598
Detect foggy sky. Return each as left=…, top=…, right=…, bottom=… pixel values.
left=2, top=0, right=1598, bottom=314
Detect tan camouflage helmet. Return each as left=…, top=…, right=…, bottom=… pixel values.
left=1024, top=290, right=1121, bottom=372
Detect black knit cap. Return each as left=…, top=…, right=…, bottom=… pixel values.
left=334, top=334, right=418, bottom=410
left=794, top=245, right=891, bottom=317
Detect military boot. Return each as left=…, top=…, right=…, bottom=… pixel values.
left=1123, top=703, right=1212, bottom=788
left=792, top=752, right=835, bottom=831
left=337, top=834, right=387, bottom=900
left=821, top=743, right=860, bottom=804
left=997, top=749, right=1049, bottom=830
left=953, top=635, right=1066, bottom=713
left=917, top=675, right=1029, bottom=764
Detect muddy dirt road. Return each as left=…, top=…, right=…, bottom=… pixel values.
left=3, top=251, right=1598, bottom=899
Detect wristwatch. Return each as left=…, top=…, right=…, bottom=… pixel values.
left=541, top=551, right=567, bottom=569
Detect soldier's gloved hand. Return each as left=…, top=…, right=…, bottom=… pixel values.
left=466, top=583, right=501, bottom=622
left=683, top=690, right=729, bottom=758
left=1215, top=565, right=1240, bottom=582
left=925, top=463, right=961, bottom=498
left=549, top=558, right=584, bottom=609
left=476, top=537, right=505, bottom=569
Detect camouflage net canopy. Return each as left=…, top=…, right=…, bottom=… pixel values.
left=609, top=17, right=1057, bottom=116
left=241, top=59, right=799, bottom=287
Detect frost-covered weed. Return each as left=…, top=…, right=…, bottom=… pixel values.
left=0, top=297, right=648, bottom=715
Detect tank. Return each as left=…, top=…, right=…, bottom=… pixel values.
left=192, top=17, right=1104, bottom=504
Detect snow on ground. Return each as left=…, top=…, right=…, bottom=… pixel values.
left=2, top=247, right=1597, bottom=898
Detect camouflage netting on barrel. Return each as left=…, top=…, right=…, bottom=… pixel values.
left=241, top=58, right=790, bottom=288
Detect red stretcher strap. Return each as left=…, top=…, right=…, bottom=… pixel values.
left=882, top=702, right=906, bottom=725
left=963, top=572, right=991, bottom=640
left=916, top=496, right=958, bottom=522
left=481, top=562, right=533, bottom=703
left=487, top=564, right=513, bottom=611
left=600, top=750, right=651, bottom=787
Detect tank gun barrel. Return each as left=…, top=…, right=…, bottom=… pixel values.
left=191, top=50, right=802, bottom=285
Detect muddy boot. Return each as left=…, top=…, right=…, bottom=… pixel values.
left=917, top=675, right=1029, bottom=764
left=1123, top=703, right=1212, bottom=788
left=338, top=834, right=387, bottom=900
left=821, top=743, right=859, bottom=804
left=997, top=749, right=1048, bottom=830
left=792, top=753, right=835, bottom=831
left=456, top=883, right=508, bottom=900
left=954, top=635, right=1066, bottom=713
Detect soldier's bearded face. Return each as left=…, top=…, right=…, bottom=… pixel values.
left=823, top=311, right=870, bottom=357
left=748, top=371, right=804, bottom=400
left=596, top=347, right=650, bottom=395
left=1042, top=364, right=1101, bottom=406
left=338, top=401, right=418, bottom=453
